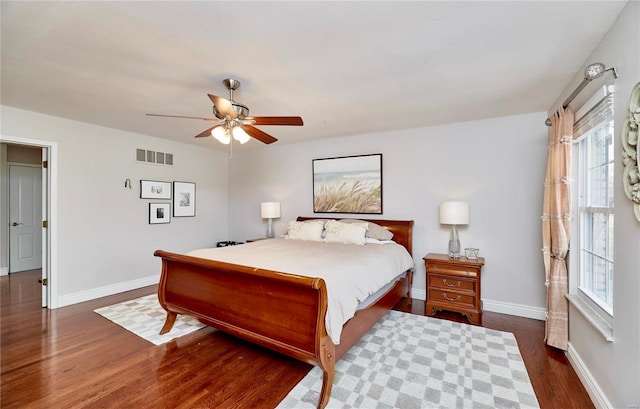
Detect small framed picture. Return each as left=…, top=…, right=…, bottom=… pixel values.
left=140, top=180, right=171, bottom=200
left=173, top=181, right=196, bottom=217
left=149, top=203, right=171, bottom=224
left=465, top=248, right=479, bottom=260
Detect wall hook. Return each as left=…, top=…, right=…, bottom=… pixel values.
left=124, top=178, right=132, bottom=189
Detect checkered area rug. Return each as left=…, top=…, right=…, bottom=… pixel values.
left=277, top=310, right=539, bottom=409
left=94, top=294, right=205, bottom=345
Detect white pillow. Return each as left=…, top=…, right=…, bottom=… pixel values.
left=324, top=220, right=367, bottom=245
left=339, top=219, right=394, bottom=241
left=285, top=220, right=324, bottom=241
left=364, top=237, right=394, bottom=244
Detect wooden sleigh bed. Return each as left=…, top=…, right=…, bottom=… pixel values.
left=154, top=217, right=414, bottom=409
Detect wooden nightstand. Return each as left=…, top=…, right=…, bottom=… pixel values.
left=423, top=253, right=485, bottom=325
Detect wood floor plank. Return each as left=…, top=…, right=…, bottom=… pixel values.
left=1, top=270, right=593, bottom=408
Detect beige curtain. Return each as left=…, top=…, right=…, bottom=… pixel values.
left=542, top=106, right=574, bottom=351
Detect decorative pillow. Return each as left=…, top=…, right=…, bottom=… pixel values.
left=364, top=237, right=394, bottom=244
left=300, top=218, right=331, bottom=239
left=339, top=219, right=394, bottom=241
left=285, top=220, right=324, bottom=241
left=324, top=220, right=367, bottom=245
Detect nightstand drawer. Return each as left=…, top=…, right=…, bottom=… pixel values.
left=428, top=289, right=477, bottom=308
left=428, top=274, right=476, bottom=293
left=426, top=264, right=478, bottom=278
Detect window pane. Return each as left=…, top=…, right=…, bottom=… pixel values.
left=577, top=98, right=614, bottom=314
left=594, top=212, right=608, bottom=256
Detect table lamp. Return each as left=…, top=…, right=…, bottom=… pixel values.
left=261, top=202, right=281, bottom=238
left=439, top=201, right=469, bottom=258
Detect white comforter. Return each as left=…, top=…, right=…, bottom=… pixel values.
left=188, top=238, right=414, bottom=344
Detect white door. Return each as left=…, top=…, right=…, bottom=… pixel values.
left=9, top=165, right=42, bottom=272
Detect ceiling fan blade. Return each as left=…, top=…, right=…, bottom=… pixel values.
left=195, top=126, right=217, bottom=138
left=146, top=113, right=219, bottom=122
left=208, top=94, right=237, bottom=119
left=243, top=125, right=278, bottom=144
left=247, top=116, right=303, bottom=126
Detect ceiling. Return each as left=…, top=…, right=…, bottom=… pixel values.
left=0, top=1, right=627, bottom=151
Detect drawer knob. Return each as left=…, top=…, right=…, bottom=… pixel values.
left=443, top=292, right=461, bottom=302
left=442, top=279, right=460, bottom=288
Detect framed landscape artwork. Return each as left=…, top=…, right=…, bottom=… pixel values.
left=173, top=181, right=196, bottom=217
left=140, top=180, right=171, bottom=200
left=312, top=153, right=382, bottom=214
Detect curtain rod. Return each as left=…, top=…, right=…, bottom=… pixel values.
left=545, top=63, right=617, bottom=126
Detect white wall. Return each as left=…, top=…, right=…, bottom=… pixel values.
left=0, top=106, right=229, bottom=306
left=552, top=2, right=640, bottom=408
left=228, top=111, right=549, bottom=318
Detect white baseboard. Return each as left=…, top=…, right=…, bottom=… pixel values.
left=57, top=279, right=544, bottom=321
left=567, top=342, right=612, bottom=409
left=411, top=288, right=426, bottom=301
left=0, top=267, right=8, bottom=276
left=56, top=274, right=160, bottom=308
left=410, top=289, right=546, bottom=321
left=482, top=299, right=547, bottom=320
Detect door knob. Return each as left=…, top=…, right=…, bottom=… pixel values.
left=11, top=222, right=23, bottom=226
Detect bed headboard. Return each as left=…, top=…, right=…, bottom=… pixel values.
left=296, top=217, right=414, bottom=256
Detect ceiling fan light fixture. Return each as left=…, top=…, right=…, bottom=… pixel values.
left=147, top=77, right=302, bottom=146
left=232, top=102, right=250, bottom=118
left=232, top=126, right=251, bottom=144
left=212, top=126, right=230, bottom=144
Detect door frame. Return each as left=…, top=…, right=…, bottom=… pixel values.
left=1, top=135, right=58, bottom=308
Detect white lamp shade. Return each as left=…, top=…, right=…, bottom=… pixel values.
left=261, top=202, right=281, bottom=219
left=232, top=126, right=251, bottom=144
left=439, top=201, right=469, bottom=225
left=211, top=126, right=230, bottom=144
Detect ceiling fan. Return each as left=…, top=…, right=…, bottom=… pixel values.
left=146, top=78, right=303, bottom=145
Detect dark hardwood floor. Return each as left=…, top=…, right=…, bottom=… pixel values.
left=1, top=270, right=594, bottom=409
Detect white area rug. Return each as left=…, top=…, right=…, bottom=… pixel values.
left=95, top=295, right=539, bottom=408
left=277, top=310, right=540, bottom=409
left=94, top=294, right=205, bottom=345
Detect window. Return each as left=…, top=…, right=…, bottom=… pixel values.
left=574, top=86, right=614, bottom=318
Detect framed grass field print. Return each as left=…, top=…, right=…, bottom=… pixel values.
left=313, top=153, right=382, bottom=214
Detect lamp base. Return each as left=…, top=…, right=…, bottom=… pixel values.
left=266, top=219, right=275, bottom=238
left=448, top=225, right=461, bottom=258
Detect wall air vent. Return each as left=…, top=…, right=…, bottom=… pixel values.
left=136, top=149, right=173, bottom=166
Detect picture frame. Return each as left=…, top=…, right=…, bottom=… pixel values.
left=173, top=181, right=196, bottom=217
left=465, top=248, right=479, bottom=260
left=149, top=203, right=171, bottom=224
left=312, top=153, right=382, bottom=214
left=140, top=180, right=171, bottom=200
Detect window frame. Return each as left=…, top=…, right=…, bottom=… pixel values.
left=569, top=85, right=615, bottom=328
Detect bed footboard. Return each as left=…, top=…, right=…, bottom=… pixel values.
left=154, top=249, right=336, bottom=408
